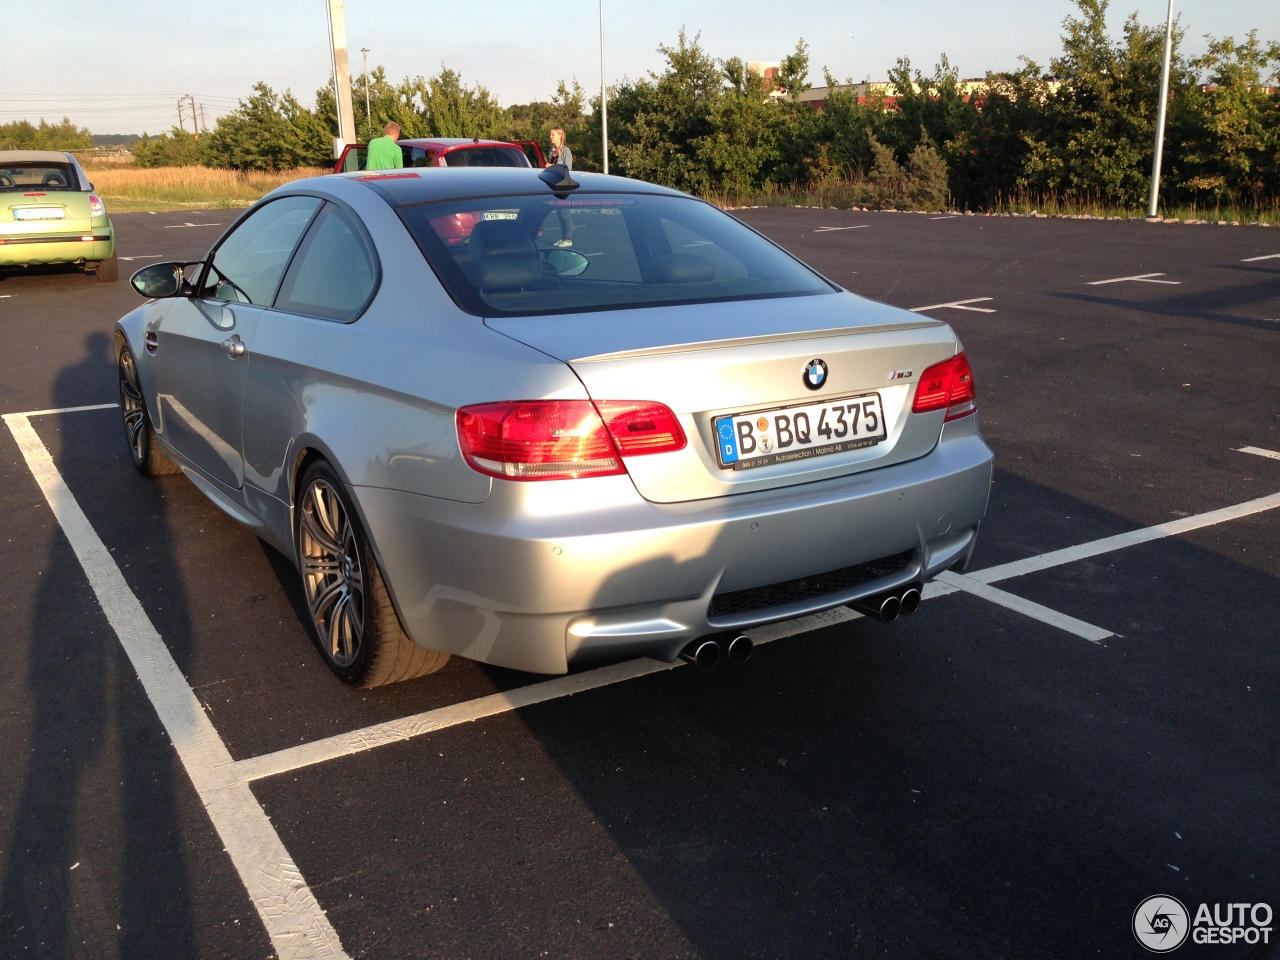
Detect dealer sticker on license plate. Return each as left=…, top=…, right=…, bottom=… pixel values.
left=14, top=208, right=65, bottom=220
left=714, top=393, right=887, bottom=470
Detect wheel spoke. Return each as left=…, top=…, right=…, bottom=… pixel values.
left=123, top=408, right=146, bottom=456
left=309, top=576, right=345, bottom=622
left=299, top=501, right=343, bottom=557
left=300, top=553, right=341, bottom=577
left=118, top=354, right=143, bottom=400
left=332, top=590, right=364, bottom=664
left=315, top=483, right=345, bottom=542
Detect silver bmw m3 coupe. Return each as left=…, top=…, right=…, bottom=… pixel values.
left=115, top=165, right=993, bottom=687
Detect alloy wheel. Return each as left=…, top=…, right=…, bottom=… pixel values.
left=298, top=478, right=366, bottom=668
left=118, top=349, right=148, bottom=466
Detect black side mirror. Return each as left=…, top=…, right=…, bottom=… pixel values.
left=131, top=262, right=189, bottom=299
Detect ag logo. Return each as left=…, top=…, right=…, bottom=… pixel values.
left=1133, top=895, right=1190, bottom=953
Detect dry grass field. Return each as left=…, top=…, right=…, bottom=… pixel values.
left=85, top=165, right=329, bottom=212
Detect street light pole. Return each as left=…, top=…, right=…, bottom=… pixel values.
left=325, top=0, right=357, bottom=156
left=1146, top=0, right=1175, bottom=219
left=361, top=47, right=371, bottom=138
left=599, top=0, right=608, bottom=175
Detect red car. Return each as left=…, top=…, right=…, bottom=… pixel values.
left=334, top=137, right=545, bottom=174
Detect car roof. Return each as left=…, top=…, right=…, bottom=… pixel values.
left=0, top=150, right=73, bottom=164
left=398, top=138, right=521, bottom=149
left=336, top=168, right=689, bottom=207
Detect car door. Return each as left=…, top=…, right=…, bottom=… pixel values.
left=151, top=195, right=321, bottom=489
left=241, top=202, right=380, bottom=501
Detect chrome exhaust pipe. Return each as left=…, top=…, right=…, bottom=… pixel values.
left=679, top=637, right=722, bottom=671
left=726, top=634, right=754, bottom=666
left=850, top=592, right=902, bottom=623
left=899, top=584, right=923, bottom=617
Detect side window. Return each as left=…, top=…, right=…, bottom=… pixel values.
left=273, top=203, right=378, bottom=322
left=199, top=196, right=321, bottom=303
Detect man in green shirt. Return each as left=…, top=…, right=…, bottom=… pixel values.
left=365, top=122, right=403, bottom=170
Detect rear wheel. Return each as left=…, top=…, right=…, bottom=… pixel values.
left=95, top=255, right=119, bottom=282
left=118, top=345, right=181, bottom=476
left=296, top=460, right=449, bottom=687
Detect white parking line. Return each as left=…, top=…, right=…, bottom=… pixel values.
left=119, top=254, right=162, bottom=262
left=814, top=225, right=869, bottom=232
left=909, top=297, right=996, bottom=314
left=1238, top=446, right=1280, bottom=462
left=1086, top=273, right=1180, bottom=285
left=929, top=216, right=960, bottom=220
left=3, top=411, right=350, bottom=960
left=1241, top=254, right=1280, bottom=262
left=163, top=222, right=221, bottom=229
left=966, top=489, right=1280, bottom=585
left=933, top=571, right=1112, bottom=642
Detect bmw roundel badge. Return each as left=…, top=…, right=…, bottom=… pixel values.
left=803, top=359, right=828, bottom=390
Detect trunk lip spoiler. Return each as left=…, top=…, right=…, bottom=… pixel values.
left=557, top=319, right=947, bottom=363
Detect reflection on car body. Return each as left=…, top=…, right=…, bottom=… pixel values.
left=115, top=167, right=992, bottom=688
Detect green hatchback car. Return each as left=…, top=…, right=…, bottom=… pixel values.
left=0, top=150, right=117, bottom=281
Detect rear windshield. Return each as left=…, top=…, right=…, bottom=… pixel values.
left=0, top=163, right=80, bottom=191
left=396, top=192, right=834, bottom=317
left=440, top=147, right=531, bottom=168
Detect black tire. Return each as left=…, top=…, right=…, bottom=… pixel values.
left=118, top=345, right=181, bottom=476
left=96, top=255, right=119, bottom=282
left=296, top=460, right=449, bottom=687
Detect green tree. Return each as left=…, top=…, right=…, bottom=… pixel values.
left=1174, top=32, right=1280, bottom=209
left=1023, top=0, right=1191, bottom=207
left=608, top=29, right=723, bottom=193
left=204, top=83, right=331, bottom=170
left=0, top=118, right=94, bottom=151
left=132, top=128, right=207, bottom=167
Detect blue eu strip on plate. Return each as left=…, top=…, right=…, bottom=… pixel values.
left=715, top=418, right=738, bottom=465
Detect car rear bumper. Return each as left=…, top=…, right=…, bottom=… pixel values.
left=0, top=231, right=114, bottom=266
left=352, top=416, right=993, bottom=674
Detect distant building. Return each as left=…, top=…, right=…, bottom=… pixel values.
left=747, top=61, right=788, bottom=98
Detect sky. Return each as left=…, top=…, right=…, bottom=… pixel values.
left=3, top=0, right=1277, bottom=136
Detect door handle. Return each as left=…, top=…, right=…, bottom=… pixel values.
left=222, top=337, right=246, bottom=358
left=144, top=331, right=158, bottom=354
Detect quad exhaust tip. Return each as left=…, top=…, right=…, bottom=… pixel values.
left=679, top=634, right=754, bottom=671
left=726, top=634, right=754, bottom=666
left=851, top=583, right=924, bottom=623
left=679, top=637, right=722, bottom=671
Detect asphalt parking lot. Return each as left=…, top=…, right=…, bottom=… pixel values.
left=2, top=205, right=1278, bottom=960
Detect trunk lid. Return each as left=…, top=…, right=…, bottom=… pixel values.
left=485, top=291, right=963, bottom=503
left=2, top=189, right=93, bottom=235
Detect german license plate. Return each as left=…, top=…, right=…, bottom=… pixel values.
left=714, top=393, right=886, bottom=470
left=14, top=208, right=65, bottom=220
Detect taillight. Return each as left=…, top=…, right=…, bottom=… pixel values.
left=595, top=401, right=687, bottom=457
left=89, top=194, right=106, bottom=217
left=456, top=400, right=685, bottom=481
left=911, top=352, right=976, bottom=422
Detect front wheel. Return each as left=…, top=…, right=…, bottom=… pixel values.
left=118, top=345, right=180, bottom=476
left=296, top=460, right=450, bottom=687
